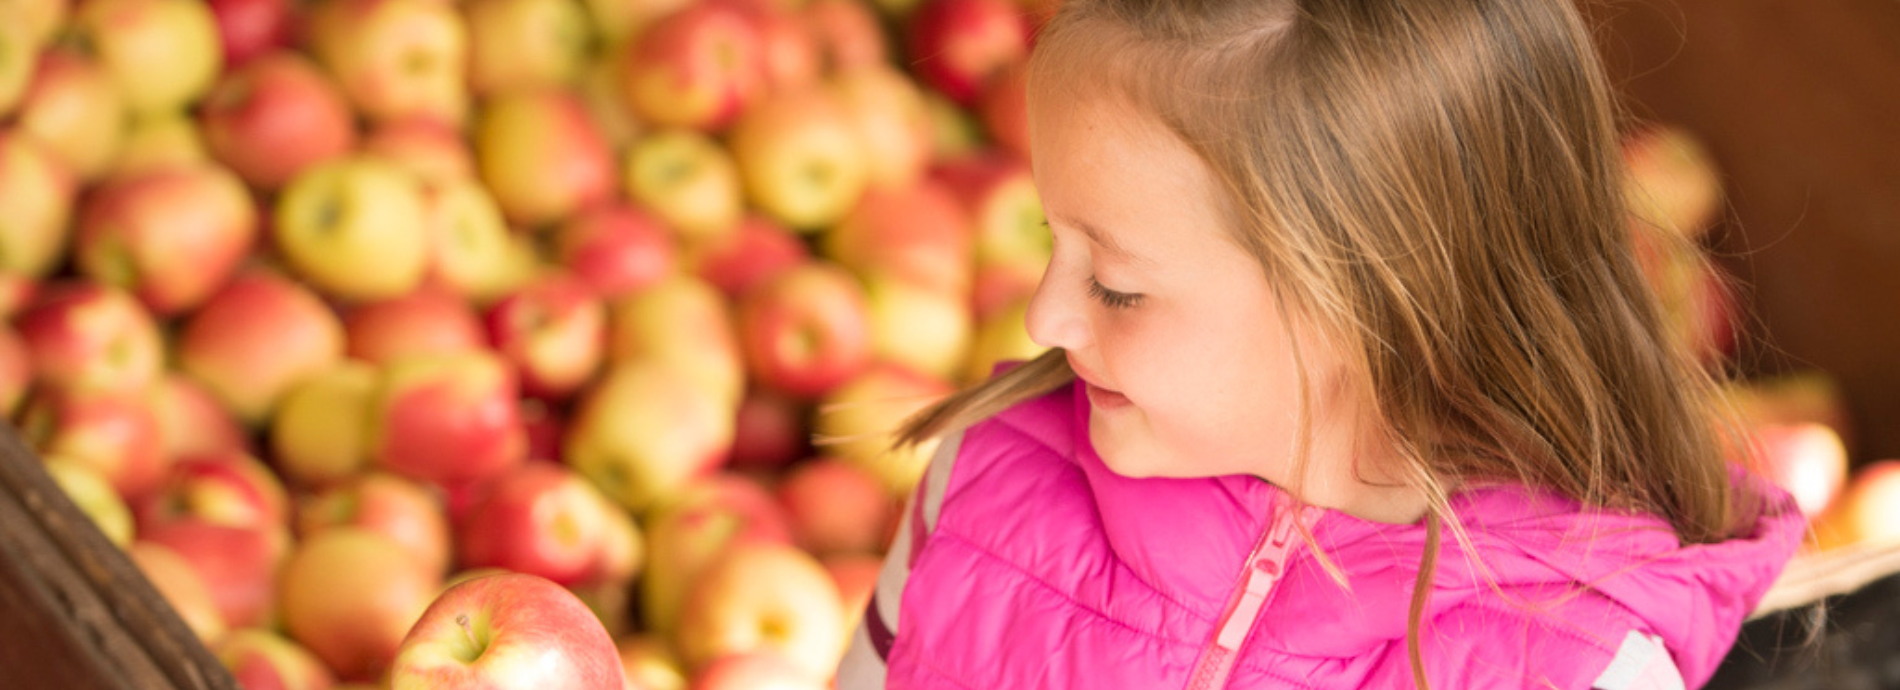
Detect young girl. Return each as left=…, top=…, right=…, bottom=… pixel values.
left=839, top=0, right=1804, bottom=687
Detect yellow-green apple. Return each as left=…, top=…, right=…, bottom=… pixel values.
left=749, top=6, right=819, bottom=95
left=421, top=178, right=531, bottom=304
left=933, top=151, right=1044, bottom=265
left=177, top=271, right=345, bottom=424
left=685, top=214, right=809, bottom=300
left=692, top=652, right=830, bottom=690
left=463, top=0, right=590, bottom=96
left=216, top=628, right=337, bottom=690
left=961, top=297, right=1044, bottom=383
left=139, top=519, right=292, bottom=630
left=18, top=388, right=168, bottom=500
left=148, top=373, right=251, bottom=461
left=729, top=387, right=810, bottom=470
left=618, top=1, right=764, bottom=132
left=344, top=289, right=486, bottom=367
left=281, top=528, right=443, bottom=682
left=565, top=360, right=737, bottom=514
left=0, top=17, right=39, bottom=115
left=369, top=351, right=530, bottom=490
left=274, top=155, right=432, bottom=301
left=813, top=363, right=955, bottom=495
left=486, top=272, right=606, bottom=400
left=778, top=458, right=897, bottom=556
left=0, top=132, right=75, bottom=278
left=474, top=87, right=615, bottom=228
left=75, top=164, right=259, bottom=316
left=978, top=59, right=1028, bottom=160
left=200, top=51, right=358, bottom=190
left=556, top=202, right=678, bottom=299
left=921, top=89, right=982, bottom=159
left=73, top=0, right=222, bottom=114
left=617, top=635, right=688, bottom=690
left=828, top=64, right=933, bottom=190
left=297, top=472, right=453, bottom=577
left=728, top=86, right=868, bottom=230
left=640, top=474, right=792, bottom=635
left=862, top=275, right=973, bottom=380
left=604, top=274, right=746, bottom=406
left=454, top=463, right=630, bottom=585
left=675, top=542, right=847, bottom=678
left=1622, top=124, right=1723, bottom=241
left=109, top=113, right=211, bottom=180
left=127, top=541, right=229, bottom=645
left=0, top=324, right=28, bottom=417
left=622, top=128, right=745, bottom=240
left=270, top=361, right=378, bottom=488
left=364, top=116, right=476, bottom=186
left=1746, top=422, right=1848, bottom=519
left=388, top=572, right=626, bottom=690
left=735, top=262, right=874, bottom=399
left=904, top=0, right=1029, bottom=106
left=43, top=456, right=136, bottom=547
left=16, top=49, right=126, bottom=182
left=822, top=180, right=973, bottom=295
left=308, top=0, right=470, bottom=126
left=206, top=0, right=293, bottom=66
left=15, top=282, right=164, bottom=396
left=1813, top=460, right=1900, bottom=551
left=822, top=553, right=883, bottom=629
left=800, top=0, right=886, bottom=75
left=583, top=0, right=689, bottom=49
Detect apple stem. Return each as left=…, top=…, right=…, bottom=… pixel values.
left=457, top=613, right=477, bottom=650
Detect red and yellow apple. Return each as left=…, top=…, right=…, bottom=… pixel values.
left=454, top=462, right=635, bottom=585
left=622, top=128, right=745, bottom=239
left=388, top=572, right=625, bottom=690
left=0, top=132, right=76, bottom=278
left=640, top=474, right=793, bottom=635
left=463, top=0, right=590, bottom=96
left=605, top=274, right=747, bottom=406
left=298, top=472, right=453, bottom=577
left=475, top=87, right=616, bottom=228
left=778, top=458, right=898, bottom=556
left=829, top=64, right=933, bottom=190
left=370, top=351, right=530, bottom=490
left=556, top=202, right=678, bottom=299
left=75, top=164, right=258, bottom=315
left=675, top=542, right=847, bottom=678
left=344, top=289, right=487, bottom=367
left=15, top=49, right=126, bottom=182
left=128, top=541, right=229, bottom=645
left=486, top=272, right=607, bottom=400
left=565, top=360, right=737, bottom=513
left=618, top=2, right=765, bottom=131
left=19, top=388, right=168, bottom=500
left=308, top=0, right=470, bottom=126
left=176, top=271, right=346, bottom=424
left=216, top=628, right=337, bottom=690
left=14, top=282, right=165, bottom=396
left=281, top=528, right=443, bottom=682
left=813, top=363, right=956, bottom=495
left=270, top=361, right=378, bottom=488
left=73, top=0, right=223, bottom=115
left=735, top=262, right=874, bottom=400
left=200, top=51, right=358, bottom=190
left=729, top=86, right=869, bottom=231
left=822, top=179, right=973, bottom=296
left=148, top=373, right=251, bottom=462
left=686, top=214, right=810, bottom=300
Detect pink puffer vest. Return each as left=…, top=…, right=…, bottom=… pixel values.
left=885, top=380, right=1804, bottom=689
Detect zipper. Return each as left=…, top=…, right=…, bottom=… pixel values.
left=1184, top=501, right=1321, bottom=690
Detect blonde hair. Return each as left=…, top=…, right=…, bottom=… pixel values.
left=898, top=0, right=1764, bottom=684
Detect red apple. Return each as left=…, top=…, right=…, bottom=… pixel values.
left=75, top=164, right=259, bottom=315
left=800, top=0, right=885, bottom=75
left=364, top=117, right=477, bottom=185
left=141, top=519, right=291, bottom=630
left=128, top=541, right=229, bottom=645
left=778, top=458, right=897, bottom=556
left=735, top=262, right=874, bottom=400
left=931, top=152, right=1046, bottom=278
left=216, top=628, right=337, bottom=690
left=728, top=86, right=869, bottom=231
left=137, top=451, right=291, bottom=532
left=370, top=351, right=530, bottom=490
left=14, top=282, right=164, bottom=396
left=813, top=363, right=956, bottom=495
left=298, top=472, right=453, bottom=577
left=270, top=361, right=378, bottom=488
left=19, top=388, right=168, bottom=500
left=675, top=542, right=847, bottom=678
left=970, top=255, right=1043, bottom=324
left=463, top=0, right=591, bottom=96
left=729, top=387, right=810, bottom=470
left=475, top=87, right=616, bottom=228
left=691, top=652, right=828, bottom=690
left=206, top=0, right=293, bottom=66
left=618, top=2, right=765, bottom=132
left=486, top=272, right=607, bottom=400
left=200, top=51, right=358, bottom=190
left=74, top=0, right=223, bottom=115
left=0, top=325, right=29, bottom=417
left=565, top=361, right=737, bottom=514
left=0, top=274, right=37, bottom=321
left=0, top=132, right=76, bottom=279
left=556, top=202, right=678, bottom=299
left=148, top=373, right=251, bottom=462
left=177, top=271, right=345, bottom=424
left=388, top=572, right=625, bottom=690
left=748, top=5, right=819, bottom=95
left=686, top=214, right=810, bottom=300
left=15, top=49, right=126, bottom=182
left=454, top=463, right=630, bottom=586
left=822, top=553, right=884, bottom=629
left=977, top=59, right=1028, bottom=160
left=275, top=155, right=433, bottom=301
left=823, top=179, right=973, bottom=296
left=904, top=0, right=1029, bottom=106
left=1747, top=422, right=1849, bottom=519
left=604, top=274, right=746, bottom=406
left=829, top=64, right=933, bottom=190
left=344, top=288, right=487, bottom=366
left=308, top=0, right=470, bottom=126
left=282, top=529, right=443, bottom=682
left=520, top=397, right=567, bottom=464
left=621, top=128, right=745, bottom=240
left=640, top=474, right=793, bottom=636
left=1622, top=124, right=1724, bottom=241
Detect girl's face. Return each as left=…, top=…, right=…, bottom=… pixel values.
left=1025, top=92, right=1416, bottom=520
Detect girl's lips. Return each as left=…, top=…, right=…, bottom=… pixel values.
left=1083, top=380, right=1132, bottom=410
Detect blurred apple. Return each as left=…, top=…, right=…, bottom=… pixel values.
left=1623, top=124, right=1724, bottom=240
left=617, top=635, right=688, bottom=690
left=778, top=458, right=896, bottom=556
left=823, top=179, right=973, bottom=295
left=0, top=325, right=28, bottom=417
left=128, top=541, right=229, bottom=645
left=822, top=553, right=883, bottom=629
left=15, top=282, right=164, bottom=396
left=1815, top=460, right=1900, bottom=551
left=487, top=272, right=606, bottom=399
left=640, top=474, right=792, bottom=636
left=200, top=52, right=358, bottom=190
left=345, top=289, right=486, bottom=367
left=109, top=113, right=211, bottom=180
left=619, top=1, right=764, bottom=132
left=364, top=116, right=476, bottom=185
left=933, top=151, right=1046, bottom=268
left=73, top=0, right=223, bottom=114
left=905, top=0, right=1028, bottom=106
left=0, top=21, right=36, bottom=116
left=75, top=164, right=258, bottom=315
left=370, top=351, right=530, bottom=490
left=814, top=363, right=955, bottom=495
left=388, top=572, right=625, bottom=690
left=0, top=274, right=35, bottom=321
left=801, top=0, right=885, bottom=75
left=1726, top=372, right=1854, bottom=446
left=863, top=275, right=973, bottom=380
left=177, top=271, right=345, bottom=424
left=455, top=463, right=633, bottom=585
left=921, top=89, right=982, bottom=159
left=693, top=652, right=830, bottom=690
left=140, top=519, right=291, bottom=630
left=970, top=254, right=1042, bottom=323
left=421, top=178, right=532, bottom=304
left=829, top=65, right=933, bottom=190
left=271, top=361, right=378, bottom=488
left=735, top=262, right=874, bottom=400
left=605, top=274, right=746, bottom=406
left=978, top=60, right=1028, bottom=160
left=622, top=128, right=744, bottom=240
left=216, top=629, right=337, bottom=690
left=0, top=132, right=75, bottom=278
left=137, top=451, right=291, bottom=532
left=676, top=542, right=847, bottom=678
left=962, top=297, right=1044, bottom=383
left=566, top=361, right=736, bottom=514
left=275, top=155, right=432, bottom=301
left=463, top=0, right=590, bottom=96
left=583, top=0, right=688, bottom=48
left=281, top=529, right=442, bottom=682
left=729, top=387, right=810, bottom=470
left=309, top=0, right=469, bottom=126
left=1748, top=422, right=1849, bottom=519
left=148, top=373, right=251, bottom=461
left=15, top=49, right=126, bottom=182
left=686, top=214, right=810, bottom=300
left=298, top=472, right=452, bottom=577
left=475, top=87, right=615, bottom=228
left=729, top=86, right=868, bottom=231
left=748, top=5, right=819, bottom=95
left=520, top=397, right=567, bottom=464
left=556, top=202, right=678, bottom=299
left=43, top=457, right=136, bottom=547
left=19, top=388, right=167, bottom=500
left=206, top=0, right=294, bottom=66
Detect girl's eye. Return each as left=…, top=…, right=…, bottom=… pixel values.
left=1087, top=277, right=1143, bottom=309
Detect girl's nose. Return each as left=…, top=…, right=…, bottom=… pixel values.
left=1024, top=254, right=1090, bottom=352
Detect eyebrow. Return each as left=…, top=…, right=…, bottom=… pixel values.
left=1050, top=213, right=1153, bottom=266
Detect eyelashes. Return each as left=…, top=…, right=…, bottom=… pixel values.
left=1087, top=277, right=1143, bottom=309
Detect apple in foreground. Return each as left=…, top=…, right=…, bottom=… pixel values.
left=675, top=542, right=847, bottom=679
left=389, top=572, right=625, bottom=690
